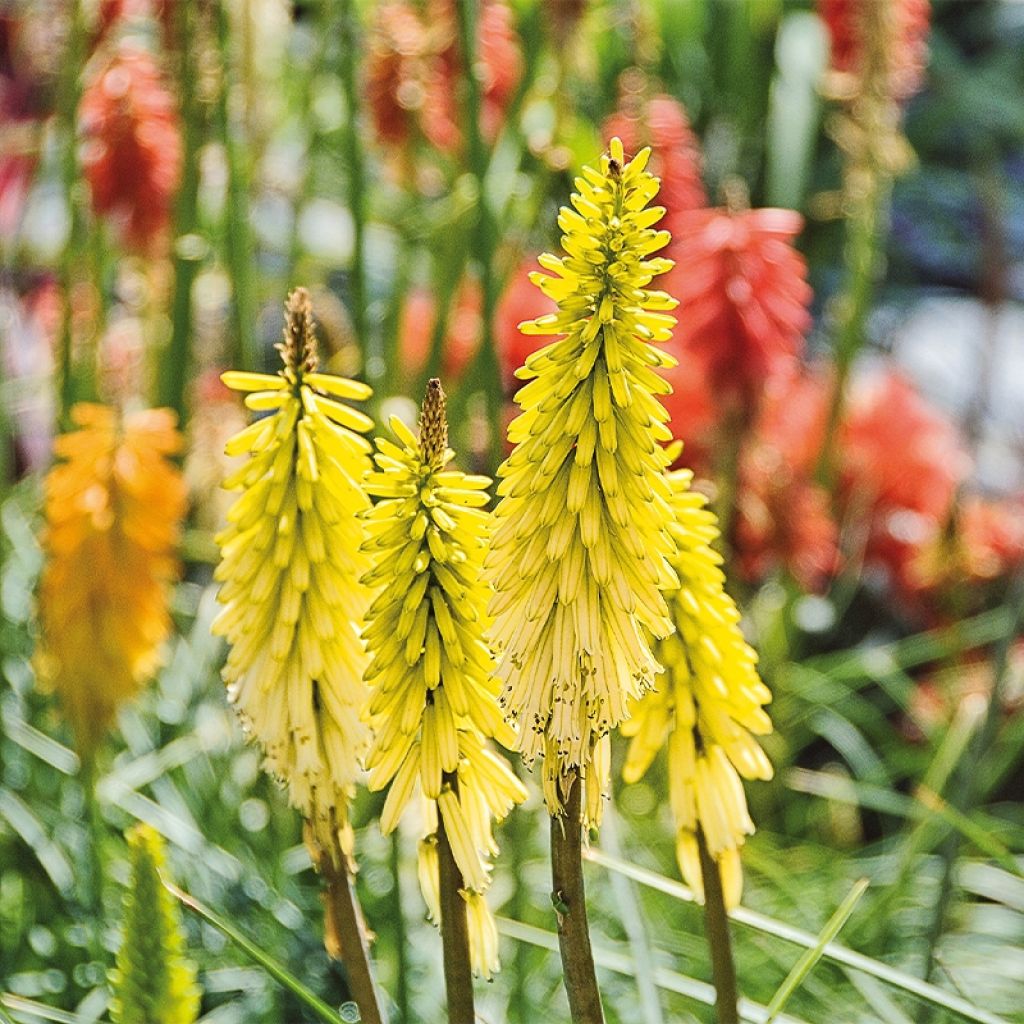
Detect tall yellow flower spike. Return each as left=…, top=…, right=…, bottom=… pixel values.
left=213, top=288, right=374, bottom=853
left=361, top=380, right=527, bottom=978
left=486, top=137, right=679, bottom=821
left=36, top=404, right=187, bottom=756
left=622, top=457, right=773, bottom=908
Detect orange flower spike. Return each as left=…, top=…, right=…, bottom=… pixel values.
left=36, top=404, right=187, bottom=756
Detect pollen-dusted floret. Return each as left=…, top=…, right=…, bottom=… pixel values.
left=485, top=138, right=680, bottom=821
left=361, top=381, right=526, bottom=978
left=36, top=403, right=187, bottom=756
left=212, top=288, right=375, bottom=854
left=622, top=459, right=773, bottom=908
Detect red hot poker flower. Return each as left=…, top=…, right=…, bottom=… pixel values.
left=79, top=46, right=181, bottom=253
left=666, top=207, right=812, bottom=415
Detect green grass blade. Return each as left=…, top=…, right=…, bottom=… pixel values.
left=496, top=918, right=810, bottom=1024
left=765, top=878, right=869, bottom=1022
left=163, top=881, right=345, bottom=1024
left=586, top=849, right=1010, bottom=1024
left=0, top=995, right=96, bottom=1024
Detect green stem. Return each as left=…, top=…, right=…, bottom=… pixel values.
left=79, top=754, right=106, bottom=966
left=698, top=831, right=739, bottom=1024
left=55, top=0, right=87, bottom=426
left=388, top=830, right=410, bottom=1022
left=437, top=774, right=475, bottom=1024
left=339, top=0, right=368, bottom=356
left=451, top=0, right=502, bottom=473
left=159, top=0, right=205, bottom=422
left=551, top=774, right=605, bottom=1024
left=215, top=0, right=258, bottom=371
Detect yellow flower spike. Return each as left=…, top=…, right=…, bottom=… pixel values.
left=213, top=288, right=374, bottom=854
left=361, top=379, right=527, bottom=979
left=36, top=404, right=187, bottom=757
left=485, top=138, right=680, bottom=822
left=621, top=460, right=773, bottom=909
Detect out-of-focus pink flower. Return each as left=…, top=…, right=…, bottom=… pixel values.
left=398, top=278, right=483, bottom=384
left=79, top=46, right=181, bottom=253
left=839, top=370, right=970, bottom=591
left=603, top=94, right=706, bottom=218
left=494, top=257, right=557, bottom=391
left=368, top=0, right=522, bottom=157
left=959, top=496, right=1024, bottom=582
left=666, top=207, right=812, bottom=415
left=734, top=367, right=839, bottom=590
left=819, top=0, right=931, bottom=102
left=95, top=0, right=176, bottom=47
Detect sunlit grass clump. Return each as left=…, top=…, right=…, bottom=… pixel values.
left=213, top=288, right=375, bottom=853
left=486, top=137, right=679, bottom=823
left=362, top=380, right=526, bottom=978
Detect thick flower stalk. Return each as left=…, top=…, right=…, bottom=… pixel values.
left=361, top=380, right=526, bottom=984
left=212, top=288, right=374, bottom=851
left=486, top=137, right=679, bottom=822
left=109, top=824, right=201, bottom=1024
left=36, top=403, right=186, bottom=757
left=622, top=457, right=773, bottom=909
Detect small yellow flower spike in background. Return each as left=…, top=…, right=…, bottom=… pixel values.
left=361, top=379, right=527, bottom=984
left=36, top=403, right=187, bottom=758
left=622, top=454, right=773, bottom=909
left=486, top=136, right=680, bottom=822
left=213, top=287, right=375, bottom=854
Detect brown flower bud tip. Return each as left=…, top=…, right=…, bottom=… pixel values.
left=279, top=287, right=319, bottom=375
left=419, top=377, right=448, bottom=468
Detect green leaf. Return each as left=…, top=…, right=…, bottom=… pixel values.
left=162, top=881, right=345, bottom=1024
left=765, top=878, right=869, bottom=1022
left=586, top=848, right=1010, bottom=1024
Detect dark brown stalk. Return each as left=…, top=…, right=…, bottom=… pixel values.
left=437, top=773, right=475, bottom=1024
left=698, top=830, right=740, bottom=1024
left=550, top=773, right=605, bottom=1024
left=316, top=821, right=387, bottom=1024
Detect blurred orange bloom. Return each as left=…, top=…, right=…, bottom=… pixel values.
left=398, top=277, right=483, bottom=383
left=839, top=370, right=970, bottom=593
left=494, top=257, right=557, bottom=391
left=666, top=207, right=812, bottom=416
left=36, top=404, right=187, bottom=756
left=79, top=45, right=181, bottom=252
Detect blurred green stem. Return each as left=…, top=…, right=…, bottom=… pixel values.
left=215, top=0, right=258, bottom=371
left=698, top=830, right=740, bottom=1024
left=388, top=831, right=410, bottom=1022
left=56, top=0, right=87, bottom=426
left=160, top=0, right=204, bottom=422
left=452, top=0, right=503, bottom=472
left=79, top=754, right=106, bottom=966
left=339, top=0, right=368, bottom=355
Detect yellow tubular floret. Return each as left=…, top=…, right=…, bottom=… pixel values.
left=621, top=462, right=773, bottom=908
left=361, top=381, right=526, bottom=979
left=212, top=288, right=374, bottom=855
left=485, top=137, right=679, bottom=822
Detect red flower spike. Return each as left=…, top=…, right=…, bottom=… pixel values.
left=666, top=207, right=812, bottom=414
left=79, top=46, right=181, bottom=253
left=819, top=0, right=931, bottom=102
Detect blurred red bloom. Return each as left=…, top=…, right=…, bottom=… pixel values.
left=95, top=0, right=175, bottom=48
left=603, top=93, right=706, bottom=218
left=366, top=1, right=431, bottom=149
left=666, top=207, right=812, bottom=415
left=398, top=278, right=483, bottom=384
left=958, top=496, right=1024, bottom=581
left=839, top=370, right=970, bottom=591
left=657, top=349, right=718, bottom=476
left=79, top=46, right=181, bottom=253
left=734, top=367, right=839, bottom=590
left=494, top=257, right=557, bottom=390
left=368, top=0, right=522, bottom=157
left=819, top=0, right=931, bottom=101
